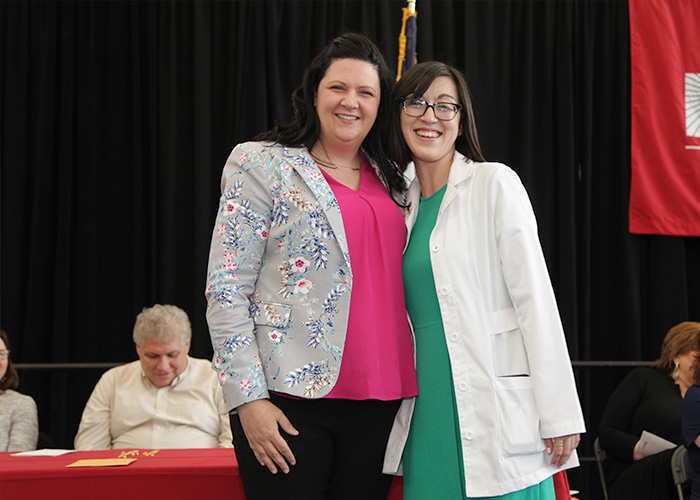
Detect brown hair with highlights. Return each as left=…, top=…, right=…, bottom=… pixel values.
left=652, top=321, right=700, bottom=375
left=0, top=329, right=20, bottom=392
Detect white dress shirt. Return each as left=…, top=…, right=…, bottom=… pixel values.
left=74, top=357, right=232, bottom=450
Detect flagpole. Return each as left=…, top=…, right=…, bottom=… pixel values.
left=397, top=0, right=418, bottom=80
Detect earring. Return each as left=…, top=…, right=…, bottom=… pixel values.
left=674, top=362, right=680, bottom=381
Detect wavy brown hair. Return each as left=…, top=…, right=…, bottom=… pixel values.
left=0, top=329, right=20, bottom=392
left=652, top=321, right=700, bottom=375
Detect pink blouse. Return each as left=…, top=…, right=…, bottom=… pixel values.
left=322, top=157, right=418, bottom=400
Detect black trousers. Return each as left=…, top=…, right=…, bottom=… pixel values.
left=230, top=393, right=401, bottom=500
left=609, top=447, right=677, bottom=500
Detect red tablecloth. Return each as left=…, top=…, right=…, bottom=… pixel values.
left=0, top=448, right=404, bottom=499
left=0, top=448, right=246, bottom=499
left=0, top=447, right=567, bottom=499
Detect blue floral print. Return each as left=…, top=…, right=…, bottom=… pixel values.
left=206, top=142, right=390, bottom=409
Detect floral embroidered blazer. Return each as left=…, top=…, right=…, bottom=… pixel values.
left=205, top=141, right=384, bottom=413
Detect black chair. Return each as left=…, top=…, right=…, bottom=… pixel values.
left=594, top=437, right=610, bottom=500
left=672, top=445, right=692, bottom=500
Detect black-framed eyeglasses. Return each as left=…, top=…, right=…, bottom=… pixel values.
left=402, top=98, right=462, bottom=121
left=0, top=349, right=10, bottom=360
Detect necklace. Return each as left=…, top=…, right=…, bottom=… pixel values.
left=311, top=140, right=361, bottom=171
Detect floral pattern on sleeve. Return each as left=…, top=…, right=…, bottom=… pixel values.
left=205, top=142, right=353, bottom=410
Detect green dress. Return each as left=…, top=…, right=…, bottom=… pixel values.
left=401, top=185, right=555, bottom=500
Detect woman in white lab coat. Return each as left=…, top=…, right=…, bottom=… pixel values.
left=383, top=61, right=586, bottom=499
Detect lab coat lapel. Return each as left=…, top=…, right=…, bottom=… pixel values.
left=405, top=152, right=474, bottom=231
left=439, top=152, right=473, bottom=217
left=404, top=170, right=422, bottom=246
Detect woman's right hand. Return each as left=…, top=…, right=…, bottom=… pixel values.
left=237, top=399, right=300, bottom=474
left=632, top=441, right=645, bottom=461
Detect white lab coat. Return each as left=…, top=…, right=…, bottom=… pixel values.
left=384, top=152, right=586, bottom=497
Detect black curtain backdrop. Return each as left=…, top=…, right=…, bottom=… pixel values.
left=2, top=1, right=699, bottom=495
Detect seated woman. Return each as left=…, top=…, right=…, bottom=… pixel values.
left=599, top=321, right=700, bottom=500
left=0, top=329, right=38, bottom=452
left=682, top=338, right=700, bottom=500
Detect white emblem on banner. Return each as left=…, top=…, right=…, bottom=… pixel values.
left=686, top=73, right=700, bottom=139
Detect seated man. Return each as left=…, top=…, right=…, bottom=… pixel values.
left=74, top=304, right=232, bottom=450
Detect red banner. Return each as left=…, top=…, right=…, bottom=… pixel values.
left=629, top=0, right=700, bottom=235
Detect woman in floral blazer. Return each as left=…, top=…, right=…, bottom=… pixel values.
left=205, top=33, right=417, bottom=499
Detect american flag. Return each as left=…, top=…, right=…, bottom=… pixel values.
left=396, top=0, right=417, bottom=80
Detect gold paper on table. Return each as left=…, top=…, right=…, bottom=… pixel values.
left=66, top=458, right=136, bottom=468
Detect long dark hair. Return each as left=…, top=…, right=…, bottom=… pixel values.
left=255, top=32, right=404, bottom=199
left=388, top=61, right=486, bottom=171
left=0, top=329, right=20, bottom=392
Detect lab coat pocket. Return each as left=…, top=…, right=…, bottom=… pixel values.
left=494, top=377, right=545, bottom=456
left=489, top=308, right=530, bottom=377
left=250, top=301, right=292, bottom=328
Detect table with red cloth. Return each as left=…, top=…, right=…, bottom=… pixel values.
left=0, top=447, right=405, bottom=499
left=0, top=448, right=246, bottom=499
left=0, top=446, right=566, bottom=499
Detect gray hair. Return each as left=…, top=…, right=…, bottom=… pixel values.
left=132, top=304, right=192, bottom=347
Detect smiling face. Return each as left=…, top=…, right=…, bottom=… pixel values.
left=136, top=338, right=190, bottom=388
left=400, top=75, right=462, bottom=171
left=314, top=58, right=381, bottom=152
